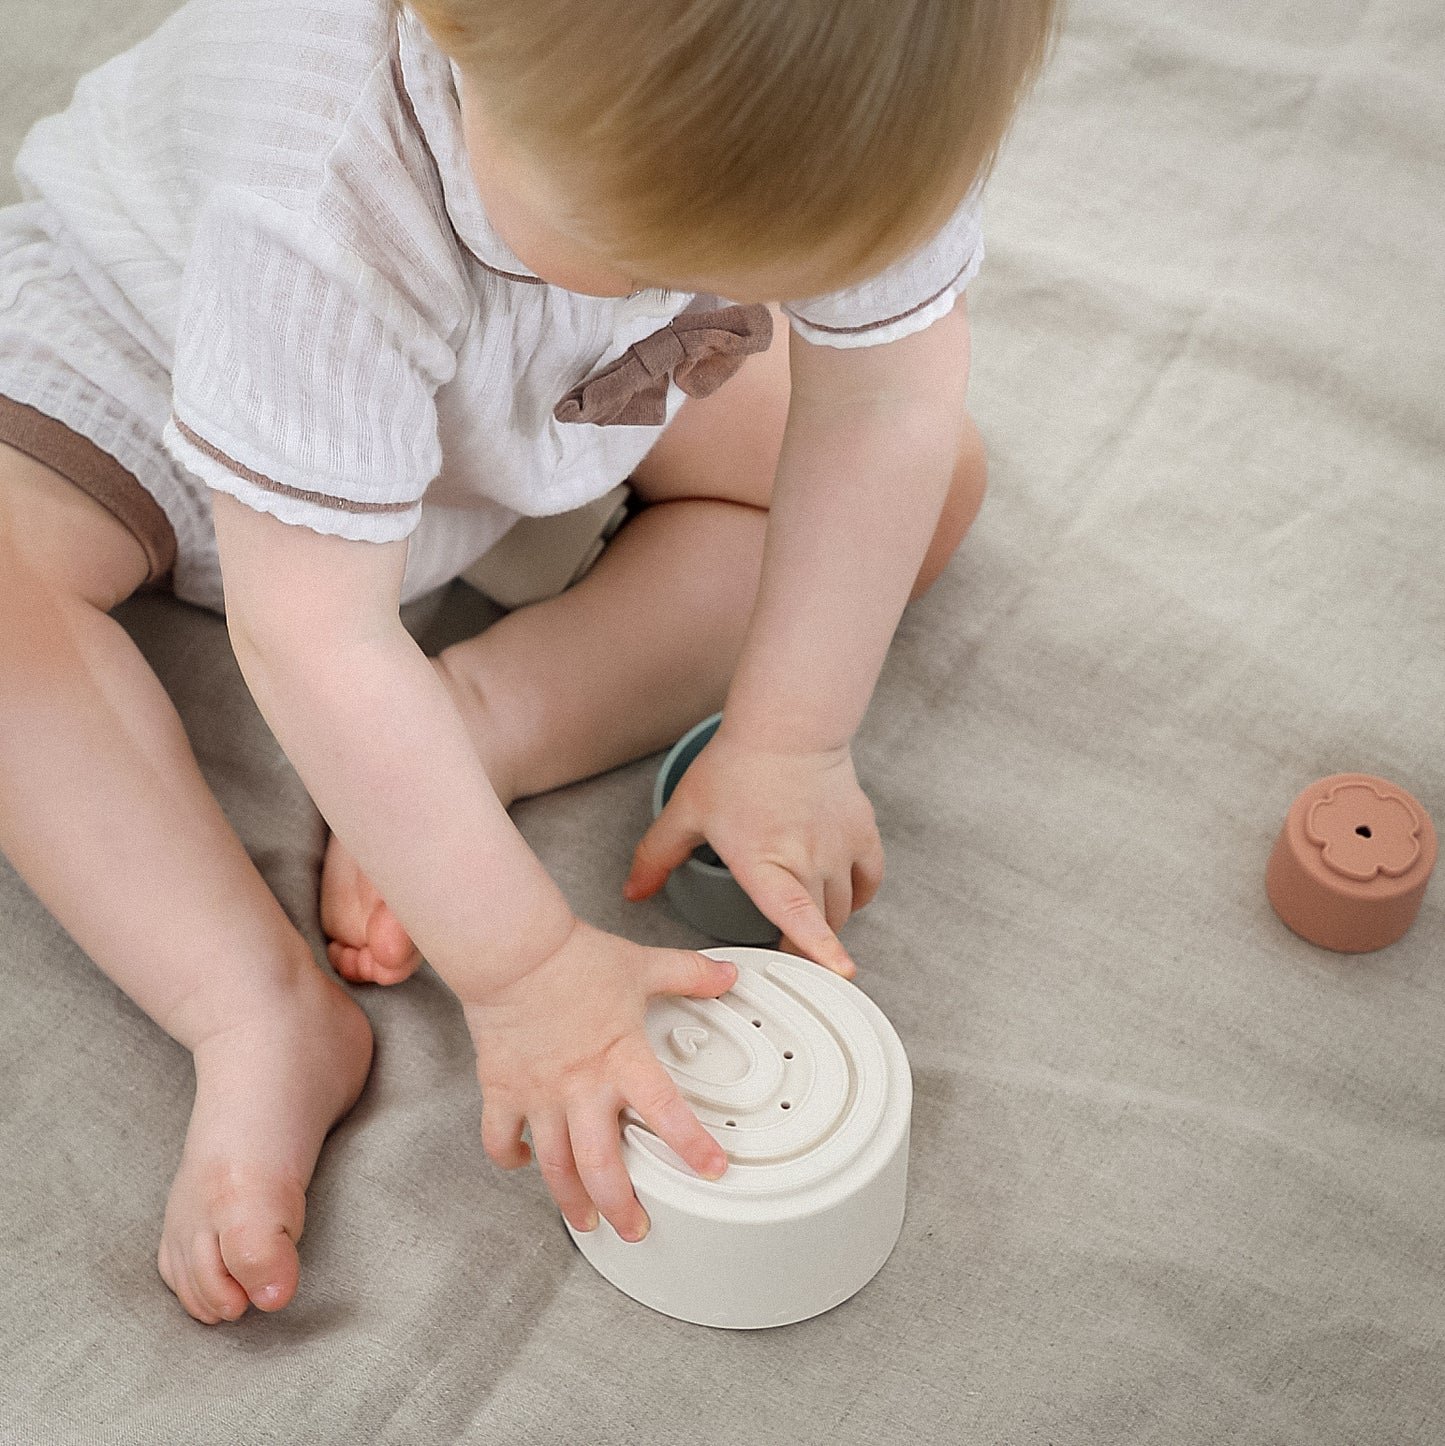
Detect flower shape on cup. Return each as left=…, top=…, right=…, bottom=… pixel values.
left=1304, top=780, right=1423, bottom=882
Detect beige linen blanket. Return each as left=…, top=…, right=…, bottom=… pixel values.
left=2, top=1, right=1442, bottom=1440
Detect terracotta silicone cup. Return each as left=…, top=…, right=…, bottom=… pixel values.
left=652, top=713, right=780, bottom=945
left=1266, top=773, right=1437, bottom=953
left=566, top=946, right=913, bottom=1329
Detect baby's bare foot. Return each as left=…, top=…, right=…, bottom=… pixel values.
left=156, top=965, right=373, bottom=1324
left=321, top=830, right=424, bottom=986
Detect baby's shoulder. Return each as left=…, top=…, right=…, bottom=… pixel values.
left=161, top=0, right=401, bottom=159
left=175, top=0, right=465, bottom=294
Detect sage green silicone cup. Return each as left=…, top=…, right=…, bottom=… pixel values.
left=652, top=714, right=780, bottom=945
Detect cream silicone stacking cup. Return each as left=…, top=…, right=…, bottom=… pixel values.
left=566, top=946, right=913, bottom=1329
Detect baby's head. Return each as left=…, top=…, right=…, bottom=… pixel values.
left=407, top=0, right=1060, bottom=300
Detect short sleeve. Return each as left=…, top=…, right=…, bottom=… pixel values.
left=164, top=187, right=457, bottom=542
left=781, top=184, right=984, bottom=350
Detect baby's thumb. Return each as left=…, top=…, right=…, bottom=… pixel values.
left=652, top=950, right=737, bottom=1001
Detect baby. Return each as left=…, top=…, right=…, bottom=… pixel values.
left=0, top=0, right=1056, bottom=1323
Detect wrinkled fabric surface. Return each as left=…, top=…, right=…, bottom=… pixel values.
left=2, top=1, right=1443, bottom=1442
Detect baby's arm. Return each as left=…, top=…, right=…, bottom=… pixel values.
left=212, top=493, right=734, bottom=1237
left=627, top=301, right=974, bottom=966
left=214, top=492, right=572, bottom=981
left=731, top=301, right=974, bottom=751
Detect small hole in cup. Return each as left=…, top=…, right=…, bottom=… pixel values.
left=725, top=1120, right=736, bottom=1127
left=1356, top=825, right=1372, bottom=838
left=751, top=1019, right=762, bottom=1028
left=783, top=1051, right=794, bottom=1060
left=780, top=1101, right=791, bottom=1110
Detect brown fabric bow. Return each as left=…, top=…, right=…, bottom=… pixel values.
left=554, top=302, right=774, bottom=426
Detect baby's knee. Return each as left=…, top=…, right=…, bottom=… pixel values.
left=911, top=414, right=987, bottom=602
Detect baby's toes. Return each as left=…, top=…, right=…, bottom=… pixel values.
left=158, top=1237, right=245, bottom=1325
left=327, top=938, right=369, bottom=985
left=327, top=928, right=420, bottom=987
left=218, top=1216, right=302, bottom=1313
left=155, top=1240, right=209, bottom=1323
left=320, top=833, right=421, bottom=986
left=191, top=1235, right=253, bottom=1321
left=363, top=900, right=423, bottom=984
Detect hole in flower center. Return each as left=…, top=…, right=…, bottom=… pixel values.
left=1356, top=825, right=1372, bottom=838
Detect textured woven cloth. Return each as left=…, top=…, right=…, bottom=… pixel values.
left=2, top=0, right=1443, bottom=1442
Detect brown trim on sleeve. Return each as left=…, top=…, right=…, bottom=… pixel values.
left=0, top=395, right=178, bottom=587
left=781, top=252, right=978, bottom=336
left=171, top=415, right=420, bottom=515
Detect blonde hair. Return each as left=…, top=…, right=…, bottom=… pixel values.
left=408, top=0, right=1060, bottom=290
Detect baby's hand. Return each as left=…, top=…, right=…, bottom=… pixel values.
left=460, top=918, right=737, bottom=1241
left=623, top=728, right=884, bottom=979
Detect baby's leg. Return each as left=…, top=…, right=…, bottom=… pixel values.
left=322, top=315, right=986, bottom=976
left=0, top=441, right=373, bottom=1324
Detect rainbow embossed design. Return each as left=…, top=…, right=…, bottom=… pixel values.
left=567, top=947, right=913, bottom=1328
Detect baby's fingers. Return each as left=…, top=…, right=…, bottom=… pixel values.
left=528, top=1111, right=598, bottom=1236
left=852, top=846, right=885, bottom=913
left=480, top=1098, right=531, bottom=1171
left=735, top=859, right=857, bottom=979
left=622, top=1047, right=728, bottom=1183
left=569, top=1097, right=649, bottom=1244
left=623, top=802, right=706, bottom=902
